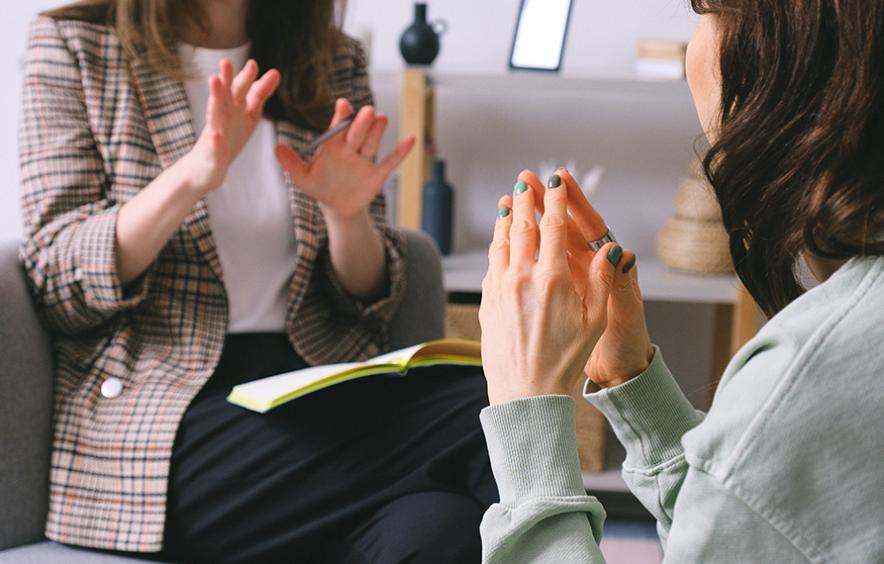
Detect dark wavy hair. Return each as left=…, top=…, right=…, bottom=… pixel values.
left=44, top=0, right=346, bottom=130
left=692, top=0, right=884, bottom=316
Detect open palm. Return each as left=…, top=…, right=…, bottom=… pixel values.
left=275, top=99, right=415, bottom=221
left=188, top=58, right=280, bottom=193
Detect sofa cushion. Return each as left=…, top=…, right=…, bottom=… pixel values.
left=0, top=241, right=54, bottom=551
left=0, top=541, right=172, bottom=563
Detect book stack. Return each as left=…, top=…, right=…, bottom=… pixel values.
left=635, top=39, right=688, bottom=80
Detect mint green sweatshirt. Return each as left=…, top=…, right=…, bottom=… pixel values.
left=479, top=255, right=884, bottom=563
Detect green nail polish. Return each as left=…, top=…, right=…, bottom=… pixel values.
left=547, top=174, right=562, bottom=189
left=514, top=181, right=528, bottom=195
left=498, top=207, right=511, bottom=219
left=622, top=256, right=636, bottom=274
left=607, top=245, right=623, bottom=267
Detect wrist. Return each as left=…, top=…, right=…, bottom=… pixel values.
left=175, top=148, right=225, bottom=198
left=487, top=377, right=573, bottom=406
left=322, top=205, right=373, bottom=233
left=596, top=345, right=656, bottom=389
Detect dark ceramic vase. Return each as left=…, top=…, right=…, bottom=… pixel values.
left=399, top=3, right=446, bottom=66
left=421, top=160, right=454, bottom=255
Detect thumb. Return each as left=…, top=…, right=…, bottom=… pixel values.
left=585, top=243, right=620, bottom=322
left=275, top=144, right=310, bottom=187
left=609, top=249, right=644, bottom=319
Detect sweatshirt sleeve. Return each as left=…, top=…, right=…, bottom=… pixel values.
left=479, top=396, right=607, bottom=563
left=584, top=347, right=704, bottom=543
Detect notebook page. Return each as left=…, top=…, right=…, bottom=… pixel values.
left=231, top=362, right=365, bottom=405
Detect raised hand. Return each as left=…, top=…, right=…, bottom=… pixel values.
left=184, top=58, right=281, bottom=194
left=479, top=172, right=623, bottom=405
left=537, top=168, right=655, bottom=389
left=274, top=98, right=416, bottom=221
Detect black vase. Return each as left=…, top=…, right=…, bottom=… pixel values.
left=399, top=3, right=445, bottom=66
left=421, top=160, right=454, bottom=255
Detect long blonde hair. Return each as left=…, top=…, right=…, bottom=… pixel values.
left=45, top=0, right=346, bottom=130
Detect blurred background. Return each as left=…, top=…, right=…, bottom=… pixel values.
left=0, top=3, right=735, bottom=562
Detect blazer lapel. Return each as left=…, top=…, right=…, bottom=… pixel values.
left=275, top=120, right=326, bottom=307
left=128, top=56, right=224, bottom=282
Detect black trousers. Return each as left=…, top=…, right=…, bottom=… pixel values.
left=162, top=334, right=498, bottom=564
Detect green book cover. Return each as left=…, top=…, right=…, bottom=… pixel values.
left=226, top=339, right=482, bottom=413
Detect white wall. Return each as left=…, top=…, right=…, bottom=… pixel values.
left=345, top=0, right=696, bottom=76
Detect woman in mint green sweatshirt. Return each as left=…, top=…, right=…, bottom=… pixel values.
left=477, top=1, right=884, bottom=562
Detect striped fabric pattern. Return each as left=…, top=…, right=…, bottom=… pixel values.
left=18, top=16, right=407, bottom=553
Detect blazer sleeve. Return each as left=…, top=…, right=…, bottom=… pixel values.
left=18, top=16, right=152, bottom=335
left=317, top=38, right=407, bottom=338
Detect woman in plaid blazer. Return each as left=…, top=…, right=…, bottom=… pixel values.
left=18, top=1, right=496, bottom=562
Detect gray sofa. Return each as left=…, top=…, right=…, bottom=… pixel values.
left=0, top=231, right=445, bottom=563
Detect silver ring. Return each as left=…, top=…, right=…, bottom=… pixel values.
left=587, top=229, right=617, bottom=252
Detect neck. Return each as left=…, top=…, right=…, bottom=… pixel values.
left=804, top=252, right=849, bottom=282
left=180, top=0, right=250, bottom=49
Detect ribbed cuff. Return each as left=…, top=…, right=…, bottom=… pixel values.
left=480, top=395, right=586, bottom=506
left=584, top=347, right=703, bottom=469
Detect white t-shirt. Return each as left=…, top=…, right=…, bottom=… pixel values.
left=178, top=42, right=297, bottom=333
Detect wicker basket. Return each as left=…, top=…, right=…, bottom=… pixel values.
left=657, top=163, right=733, bottom=274
left=445, top=303, right=607, bottom=472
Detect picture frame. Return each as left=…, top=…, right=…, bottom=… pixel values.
left=508, top=0, right=574, bottom=72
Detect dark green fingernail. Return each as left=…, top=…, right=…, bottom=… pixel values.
left=514, top=181, right=528, bottom=195
left=547, top=174, right=562, bottom=189
left=607, top=245, right=623, bottom=266
left=498, top=207, right=511, bottom=219
left=622, top=255, right=636, bottom=274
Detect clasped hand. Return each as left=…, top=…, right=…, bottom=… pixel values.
left=479, top=169, right=655, bottom=405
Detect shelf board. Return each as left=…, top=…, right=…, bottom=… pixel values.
left=370, top=69, right=691, bottom=100
left=443, top=250, right=739, bottom=305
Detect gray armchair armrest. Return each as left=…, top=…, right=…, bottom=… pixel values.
left=389, top=230, right=446, bottom=349
left=0, top=240, right=54, bottom=552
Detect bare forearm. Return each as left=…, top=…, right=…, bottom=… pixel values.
left=324, top=209, right=387, bottom=300
left=116, top=158, right=203, bottom=285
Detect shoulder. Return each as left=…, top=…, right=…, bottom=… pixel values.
left=683, top=256, right=884, bottom=558
left=28, top=13, right=116, bottom=52
left=329, top=34, right=371, bottom=105
left=335, top=34, right=369, bottom=69
left=686, top=255, right=884, bottom=467
left=25, top=14, right=119, bottom=75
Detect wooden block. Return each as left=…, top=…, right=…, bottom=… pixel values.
left=637, top=39, right=688, bottom=60
left=574, top=379, right=607, bottom=473
left=398, top=69, right=434, bottom=229
left=731, top=283, right=760, bottom=355
left=445, top=303, right=481, bottom=341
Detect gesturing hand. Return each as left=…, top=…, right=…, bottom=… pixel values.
left=274, top=98, right=416, bottom=222
left=479, top=171, right=625, bottom=405
left=525, top=169, right=655, bottom=389
left=184, top=58, right=281, bottom=194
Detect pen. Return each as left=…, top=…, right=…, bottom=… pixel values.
left=305, top=117, right=354, bottom=154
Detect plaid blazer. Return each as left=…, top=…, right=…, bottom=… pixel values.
left=18, top=16, right=407, bottom=552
